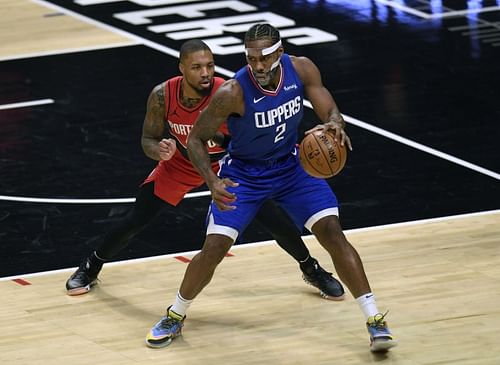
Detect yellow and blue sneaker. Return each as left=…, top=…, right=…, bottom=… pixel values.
left=366, top=312, right=397, bottom=352
left=146, top=306, right=185, bottom=348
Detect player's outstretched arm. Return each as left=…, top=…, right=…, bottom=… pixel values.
left=187, top=80, right=243, bottom=211
left=293, top=56, right=352, bottom=150
left=141, top=83, right=176, bottom=161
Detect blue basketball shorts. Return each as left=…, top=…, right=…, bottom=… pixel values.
left=206, top=150, right=339, bottom=242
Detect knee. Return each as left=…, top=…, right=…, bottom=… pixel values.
left=199, top=237, right=233, bottom=265
left=313, top=216, right=348, bottom=247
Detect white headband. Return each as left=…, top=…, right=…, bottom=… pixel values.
left=244, top=39, right=282, bottom=56
left=262, top=39, right=282, bottom=55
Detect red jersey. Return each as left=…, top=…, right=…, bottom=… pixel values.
left=164, top=76, right=227, bottom=160
left=142, top=76, right=227, bottom=206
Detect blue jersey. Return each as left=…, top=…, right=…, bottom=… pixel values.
left=227, top=53, right=304, bottom=161
left=205, top=55, right=340, bottom=242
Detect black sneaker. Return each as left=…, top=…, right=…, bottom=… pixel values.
left=302, top=260, right=345, bottom=301
left=65, top=255, right=103, bottom=296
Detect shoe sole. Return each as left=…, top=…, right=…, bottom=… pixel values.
left=370, top=339, right=398, bottom=352
left=66, top=280, right=97, bottom=296
left=319, top=291, right=345, bottom=301
left=303, top=277, right=345, bottom=301
left=66, top=285, right=91, bottom=296
left=145, top=335, right=179, bottom=348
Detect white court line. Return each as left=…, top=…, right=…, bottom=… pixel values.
left=374, top=0, right=431, bottom=19
left=0, top=41, right=138, bottom=62
left=1, top=208, right=498, bottom=281
left=375, top=0, right=500, bottom=20
left=483, top=37, right=500, bottom=43
left=0, top=0, right=493, bottom=207
left=449, top=23, right=497, bottom=31
left=436, top=6, right=500, bottom=19
left=1, top=108, right=497, bottom=204
left=31, top=0, right=236, bottom=79
left=340, top=112, right=500, bottom=181
left=0, top=190, right=211, bottom=204
left=0, top=98, right=54, bottom=111
left=461, top=28, right=500, bottom=35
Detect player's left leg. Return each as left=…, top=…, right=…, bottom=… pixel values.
left=255, top=200, right=344, bottom=300
left=65, top=182, right=167, bottom=295
left=312, top=215, right=397, bottom=352
left=278, top=161, right=396, bottom=352
left=311, top=216, right=370, bottom=298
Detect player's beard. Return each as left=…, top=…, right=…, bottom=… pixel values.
left=197, top=85, right=211, bottom=96
left=188, top=77, right=212, bottom=96
left=252, top=66, right=279, bottom=88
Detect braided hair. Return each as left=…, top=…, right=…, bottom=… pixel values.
left=244, top=23, right=280, bottom=45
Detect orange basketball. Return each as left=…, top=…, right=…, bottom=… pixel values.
left=299, top=130, right=347, bottom=178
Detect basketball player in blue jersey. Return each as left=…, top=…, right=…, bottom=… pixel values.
left=146, top=25, right=397, bottom=353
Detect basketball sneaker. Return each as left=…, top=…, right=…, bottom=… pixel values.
left=366, top=312, right=397, bottom=352
left=146, top=306, right=185, bottom=348
left=301, top=259, right=345, bottom=300
left=65, top=254, right=103, bottom=296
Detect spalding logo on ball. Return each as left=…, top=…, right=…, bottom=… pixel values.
left=299, top=130, right=347, bottom=178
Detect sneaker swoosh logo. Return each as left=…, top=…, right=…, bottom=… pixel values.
left=365, top=294, right=374, bottom=299
left=253, top=96, right=266, bottom=103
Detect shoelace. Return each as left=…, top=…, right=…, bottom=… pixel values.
left=370, top=310, right=389, bottom=329
left=158, top=315, right=181, bottom=330
left=313, top=266, right=335, bottom=281
left=73, top=270, right=87, bottom=280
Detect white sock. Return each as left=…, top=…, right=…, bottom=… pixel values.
left=356, top=292, right=379, bottom=320
left=170, top=291, right=193, bottom=317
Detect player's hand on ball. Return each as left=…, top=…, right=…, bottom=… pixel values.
left=158, top=138, right=176, bottom=161
left=210, top=178, right=239, bottom=211
left=306, top=122, right=353, bottom=151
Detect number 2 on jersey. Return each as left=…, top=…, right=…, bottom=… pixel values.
left=274, top=123, right=286, bottom=143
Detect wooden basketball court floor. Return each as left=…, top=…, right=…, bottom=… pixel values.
left=1, top=211, right=499, bottom=365
left=1, top=1, right=500, bottom=364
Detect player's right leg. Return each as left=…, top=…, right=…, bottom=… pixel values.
left=145, top=233, right=234, bottom=348
left=65, top=182, right=167, bottom=295
left=146, top=166, right=263, bottom=348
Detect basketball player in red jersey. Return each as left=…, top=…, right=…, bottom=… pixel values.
left=65, top=40, right=344, bottom=301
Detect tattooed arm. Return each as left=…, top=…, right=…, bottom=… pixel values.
left=141, top=82, right=176, bottom=161
left=187, top=79, right=244, bottom=211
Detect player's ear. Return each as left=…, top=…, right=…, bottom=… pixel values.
left=277, top=46, right=284, bottom=57
left=179, top=62, right=185, bottom=76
